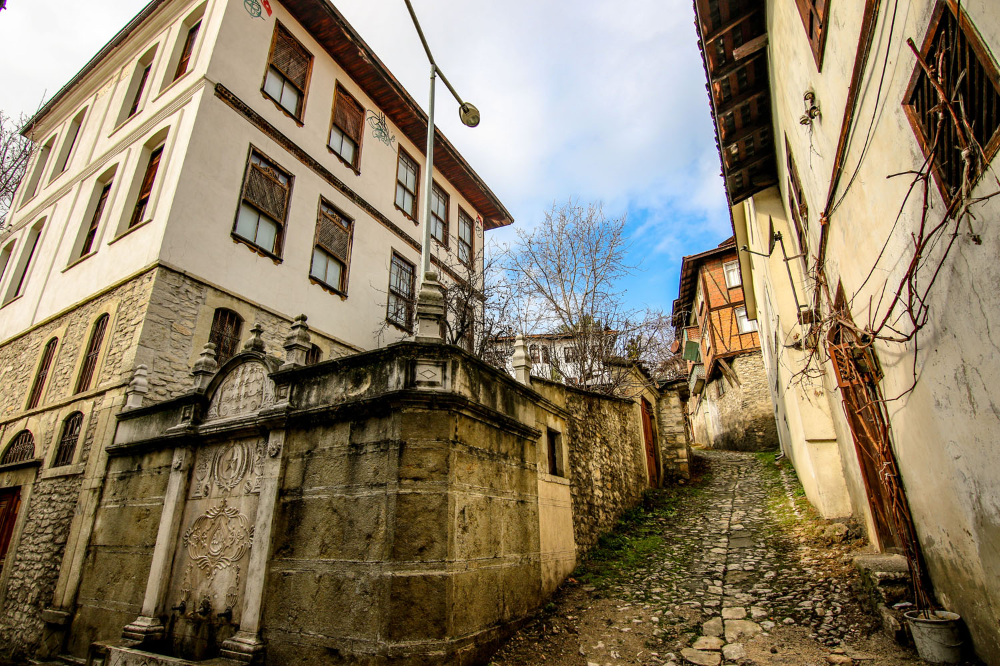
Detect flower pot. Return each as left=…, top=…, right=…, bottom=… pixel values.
left=905, top=610, right=963, bottom=663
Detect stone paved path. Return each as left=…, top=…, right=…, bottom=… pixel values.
left=489, top=451, right=938, bottom=666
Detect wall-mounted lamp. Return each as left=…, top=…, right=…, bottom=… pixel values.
left=800, top=90, right=821, bottom=126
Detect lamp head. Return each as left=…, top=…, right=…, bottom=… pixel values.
left=459, top=102, right=480, bottom=127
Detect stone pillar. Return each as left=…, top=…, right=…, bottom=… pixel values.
left=124, top=365, right=149, bottom=409
left=221, top=429, right=285, bottom=663
left=513, top=334, right=532, bottom=387
left=281, top=315, right=311, bottom=370
left=244, top=322, right=265, bottom=353
left=122, top=447, right=193, bottom=643
left=191, top=343, right=218, bottom=392
left=415, top=271, right=445, bottom=343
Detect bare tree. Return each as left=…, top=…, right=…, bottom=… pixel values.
left=0, top=111, right=33, bottom=228
left=502, top=200, right=668, bottom=396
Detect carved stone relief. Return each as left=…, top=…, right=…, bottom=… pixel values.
left=183, top=499, right=252, bottom=575
left=191, top=438, right=265, bottom=499
left=205, top=362, right=275, bottom=420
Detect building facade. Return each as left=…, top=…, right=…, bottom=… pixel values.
left=672, top=238, right=778, bottom=451
left=0, top=0, right=511, bottom=659
left=693, top=0, right=1000, bottom=661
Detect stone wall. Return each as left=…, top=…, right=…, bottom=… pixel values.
left=656, top=380, right=692, bottom=479
left=696, top=351, right=778, bottom=452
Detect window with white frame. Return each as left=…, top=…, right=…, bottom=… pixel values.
left=395, top=150, right=419, bottom=219
left=736, top=306, right=758, bottom=333
left=723, top=260, right=741, bottom=288
left=429, top=182, right=448, bottom=245
left=458, top=208, right=474, bottom=265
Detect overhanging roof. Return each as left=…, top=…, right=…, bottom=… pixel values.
left=23, top=0, right=513, bottom=230
left=671, top=237, right=737, bottom=331
left=693, top=0, right=777, bottom=207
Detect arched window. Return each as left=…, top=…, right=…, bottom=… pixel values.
left=305, top=344, right=322, bottom=365
left=1, top=431, right=35, bottom=465
left=76, top=314, right=109, bottom=393
left=208, top=308, right=243, bottom=366
left=54, top=412, right=83, bottom=467
left=26, top=337, right=58, bottom=409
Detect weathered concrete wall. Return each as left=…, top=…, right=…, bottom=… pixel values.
left=691, top=352, right=778, bottom=452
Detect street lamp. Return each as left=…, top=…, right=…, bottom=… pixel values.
left=402, top=0, right=480, bottom=286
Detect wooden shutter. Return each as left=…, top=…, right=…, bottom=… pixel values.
left=334, top=89, right=365, bottom=144
left=316, top=206, right=351, bottom=262
left=137, top=147, right=163, bottom=203
left=244, top=163, right=288, bottom=222
left=271, top=25, right=310, bottom=91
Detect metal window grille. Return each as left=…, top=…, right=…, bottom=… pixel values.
left=904, top=1, right=1000, bottom=201
left=1, top=431, right=34, bottom=465
left=387, top=253, right=415, bottom=328
left=76, top=314, right=109, bottom=394
left=129, top=146, right=163, bottom=229
left=54, top=412, right=83, bottom=467
left=306, top=345, right=322, bottom=365
left=209, top=309, right=244, bottom=366
left=26, top=338, right=58, bottom=410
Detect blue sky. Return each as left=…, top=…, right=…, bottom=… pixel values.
left=0, top=0, right=733, bottom=315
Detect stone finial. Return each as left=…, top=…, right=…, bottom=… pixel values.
left=125, top=365, right=149, bottom=409
left=512, top=334, right=532, bottom=386
left=243, top=323, right=265, bottom=353
left=192, top=343, right=219, bottom=392
left=281, top=314, right=311, bottom=369
left=415, top=271, right=446, bottom=343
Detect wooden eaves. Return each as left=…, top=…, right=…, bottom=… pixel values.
left=693, top=0, right=778, bottom=208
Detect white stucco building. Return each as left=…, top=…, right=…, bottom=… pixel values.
left=693, top=0, right=1000, bottom=662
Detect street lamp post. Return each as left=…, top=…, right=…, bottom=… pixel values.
left=402, top=0, right=479, bottom=341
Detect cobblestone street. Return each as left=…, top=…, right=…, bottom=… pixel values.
left=491, top=451, right=938, bottom=666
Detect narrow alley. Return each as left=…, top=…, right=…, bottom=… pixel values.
left=491, top=452, right=948, bottom=666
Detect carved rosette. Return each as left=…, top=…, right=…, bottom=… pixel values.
left=206, top=362, right=276, bottom=420
left=183, top=500, right=252, bottom=574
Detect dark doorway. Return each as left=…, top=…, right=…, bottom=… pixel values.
left=0, top=487, right=21, bottom=573
left=641, top=398, right=660, bottom=488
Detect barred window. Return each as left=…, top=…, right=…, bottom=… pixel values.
left=386, top=252, right=415, bottom=329
left=75, top=313, right=109, bottom=394
left=430, top=182, right=449, bottom=245
left=209, top=308, right=243, bottom=366
left=310, top=201, right=352, bottom=293
left=794, top=0, right=830, bottom=69
left=395, top=150, right=419, bottom=219
left=26, top=338, right=58, bottom=410
left=174, top=21, right=202, bottom=81
left=54, top=412, right=83, bottom=467
left=263, top=23, right=312, bottom=120
left=306, top=344, right=322, bottom=365
left=81, top=181, right=113, bottom=258
left=1, top=431, right=34, bottom=466
left=904, top=1, right=1000, bottom=201
left=329, top=85, right=364, bottom=169
left=458, top=208, right=474, bottom=265
left=128, top=145, right=163, bottom=229
left=234, top=150, right=291, bottom=257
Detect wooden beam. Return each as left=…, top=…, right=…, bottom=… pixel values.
left=725, top=151, right=774, bottom=177
left=721, top=121, right=770, bottom=151
left=704, top=8, right=759, bottom=45
left=716, top=88, right=767, bottom=116
left=710, top=50, right=766, bottom=84
left=734, top=34, right=768, bottom=60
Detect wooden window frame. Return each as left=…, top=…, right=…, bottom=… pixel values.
left=54, top=108, right=86, bottom=177
left=0, top=431, right=34, bottom=466
left=394, top=147, right=420, bottom=222
left=902, top=0, right=1000, bottom=204
left=328, top=83, right=365, bottom=172
left=22, top=135, right=55, bottom=203
left=128, top=62, right=153, bottom=119
left=785, top=138, right=810, bottom=260
left=208, top=308, right=244, bottom=366
left=54, top=412, right=83, bottom=468
left=305, top=345, right=323, bottom=365
left=81, top=181, right=113, bottom=258
left=9, top=226, right=41, bottom=302
left=386, top=251, right=416, bottom=331
left=261, top=22, right=313, bottom=124
left=232, top=147, right=293, bottom=260
left=173, top=20, right=202, bottom=81
left=546, top=428, right=562, bottom=477
left=129, top=145, right=164, bottom=230
left=794, top=0, right=831, bottom=70
left=457, top=207, right=475, bottom=267
left=310, top=198, right=353, bottom=296
left=75, top=313, right=109, bottom=394
left=429, top=181, right=449, bottom=247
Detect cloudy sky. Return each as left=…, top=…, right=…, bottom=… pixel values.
left=0, top=0, right=731, bottom=313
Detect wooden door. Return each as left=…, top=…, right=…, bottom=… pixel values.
left=641, top=399, right=659, bottom=488
left=0, top=487, right=22, bottom=572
